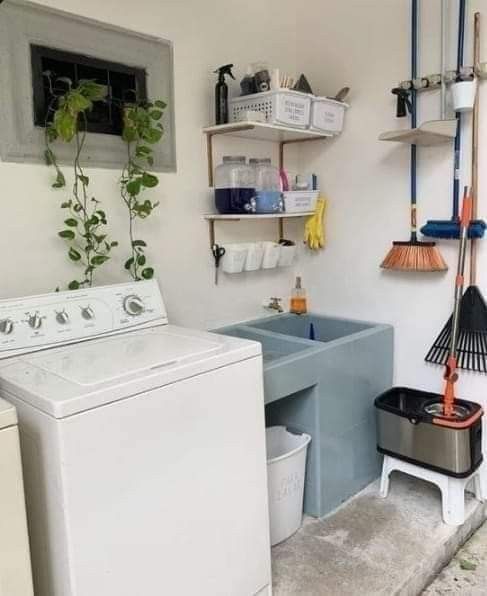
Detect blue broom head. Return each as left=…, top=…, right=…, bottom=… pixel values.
left=420, top=219, right=486, bottom=239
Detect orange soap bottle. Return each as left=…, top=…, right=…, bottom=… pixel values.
left=289, top=276, right=307, bottom=315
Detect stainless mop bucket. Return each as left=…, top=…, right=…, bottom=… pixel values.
left=375, top=387, right=483, bottom=477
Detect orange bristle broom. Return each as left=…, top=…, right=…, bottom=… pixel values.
left=381, top=0, right=447, bottom=273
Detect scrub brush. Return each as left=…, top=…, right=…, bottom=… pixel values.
left=304, top=198, right=327, bottom=250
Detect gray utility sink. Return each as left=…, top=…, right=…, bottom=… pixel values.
left=216, top=313, right=393, bottom=518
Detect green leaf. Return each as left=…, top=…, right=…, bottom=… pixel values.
left=78, top=175, right=89, bottom=186
left=58, top=229, right=75, bottom=240
left=78, top=80, right=108, bottom=101
left=126, top=178, right=142, bottom=196
left=460, top=559, right=477, bottom=571
left=154, top=100, right=167, bottom=109
left=46, top=126, right=58, bottom=143
left=150, top=110, right=163, bottom=120
left=68, top=280, right=80, bottom=290
left=142, top=127, right=162, bottom=144
left=73, top=203, right=83, bottom=213
left=64, top=218, right=78, bottom=227
left=67, top=92, right=92, bottom=113
left=147, top=156, right=154, bottom=166
left=124, top=257, right=134, bottom=270
left=132, top=240, right=147, bottom=247
left=54, top=109, right=77, bottom=142
left=141, top=267, right=154, bottom=279
left=68, top=247, right=81, bottom=261
left=61, top=201, right=72, bottom=209
left=91, top=255, right=109, bottom=266
left=141, top=173, right=158, bottom=188
left=52, top=170, right=66, bottom=189
left=137, top=254, right=146, bottom=266
left=110, top=241, right=119, bottom=247
left=136, top=145, right=152, bottom=157
left=44, top=148, right=55, bottom=165
left=122, top=126, right=137, bottom=143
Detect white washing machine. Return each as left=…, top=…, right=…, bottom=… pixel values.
left=0, top=397, right=34, bottom=596
left=0, top=280, right=271, bottom=596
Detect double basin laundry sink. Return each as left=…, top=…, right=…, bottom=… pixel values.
left=216, top=313, right=393, bottom=517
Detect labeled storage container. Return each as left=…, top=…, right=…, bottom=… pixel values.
left=283, top=191, right=319, bottom=213
left=230, top=90, right=312, bottom=129
left=266, top=426, right=311, bottom=546
left=375, top=387, right=483, bottom=477
left=221, top=244, right=248, bottom=274
left=310, top=97, right=348, bottom=134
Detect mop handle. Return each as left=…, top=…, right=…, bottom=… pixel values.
left=444, top=188, right=472, bottom=416
left=410, top=0, right=418, bottom=241
left=452, top=0, right=467, bottom=219
left=470, top=13, right=480, bottom=285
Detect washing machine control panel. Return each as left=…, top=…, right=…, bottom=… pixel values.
left=0, top=280, right=167, bottom=358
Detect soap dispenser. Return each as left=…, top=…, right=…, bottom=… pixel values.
left=290, top=276, right=307, bottom=315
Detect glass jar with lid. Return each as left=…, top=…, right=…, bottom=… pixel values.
left=214, top=156, right=256, bottom=214
left=249, top=158, right=283, bottom=214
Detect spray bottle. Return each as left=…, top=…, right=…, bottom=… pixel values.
left=214, top=64, right=235, bottom=125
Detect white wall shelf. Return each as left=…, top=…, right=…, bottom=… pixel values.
left=379, top=119, right=457, bottom=146
left=204, top=212, right=314, bottom=247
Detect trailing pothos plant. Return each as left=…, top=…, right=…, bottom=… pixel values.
left=120, top=100, right=166, bottom=281
left=44, top=76, right=118, bottom=290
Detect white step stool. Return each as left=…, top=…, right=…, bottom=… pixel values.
left=379, top=455, right=486, bottom=526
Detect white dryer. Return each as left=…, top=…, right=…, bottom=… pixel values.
left=0, top=280, right=271, bottom=596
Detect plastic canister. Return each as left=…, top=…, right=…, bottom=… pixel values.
left=250, top=158, right=283, bottom=214
left=214, top=156, right=256, bottom=214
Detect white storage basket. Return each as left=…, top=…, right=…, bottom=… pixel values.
left=230, top=90, right=312, bottom=129
left=310, top=97, right=348, bottom=134
left=283, top=191, right=319, bottom=214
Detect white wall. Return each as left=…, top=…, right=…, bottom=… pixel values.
left=0, top=0, right=299, bottom=329
left=297, top=0, right=487, bottom=403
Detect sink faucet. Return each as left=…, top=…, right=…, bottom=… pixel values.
left=264, top=297, right=284, bottom=314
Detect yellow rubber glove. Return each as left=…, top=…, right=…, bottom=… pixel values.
left=304, top=198, right=327, bottom=250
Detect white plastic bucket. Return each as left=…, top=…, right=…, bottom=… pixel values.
left=221, top=243, right=248, bottom=274
left=261, top=242, right=280, bottom=269
left=451, top=79, right=477, bottom=112
left=265, top=426, right=311, bottom=546
left=244, top=242, right=264, bottom=271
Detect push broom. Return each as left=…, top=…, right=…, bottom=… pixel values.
left=426, top=13, right=487, bottom=373
left=381, top=0, right=447, bottom=272
left=421, top=0, right=486, bottom=240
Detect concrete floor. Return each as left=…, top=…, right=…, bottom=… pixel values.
left=272, top=472, right=485, bottom=596
left=423, top=522, right=487, bottom=595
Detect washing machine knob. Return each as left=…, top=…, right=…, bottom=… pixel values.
left=0, top=319, right=14, bottom=335
left=81, top=306, right=95, bottom=320
left=56, top=310, right=69, bottom=325
left=123, top=295, right=144, bottom=316
left=28, top=313, right=43, bottom=330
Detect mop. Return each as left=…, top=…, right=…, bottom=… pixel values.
left=425, top=13, right=487, bottom=373
left=381, top=0, right=447, bottom=272
left=421, top=0, right=486, bottom=240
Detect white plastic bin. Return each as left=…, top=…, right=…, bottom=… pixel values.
left=262, top=242, right=281, bottom=269
left=230, top=90, right=312, bottom=129
left=245, top=242, right=265, bottom=271
left=310, top=97, right=348, bottom=134
left=277, top=244, right=296, bottom=267
left=221, top=244, right=248, bottom=274
left=266, top=426, right=311, bottom=546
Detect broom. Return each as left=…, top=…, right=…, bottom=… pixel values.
left=381, top=0, right=447, bottom=272
left=421, top=0, right=486, bottom=240
left=425, top=13, right=487, bottom=373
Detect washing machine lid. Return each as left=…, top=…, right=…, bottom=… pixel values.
left=0, top=325, right=260, bottom=418
left=0, top=398, right=17, bottom=429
